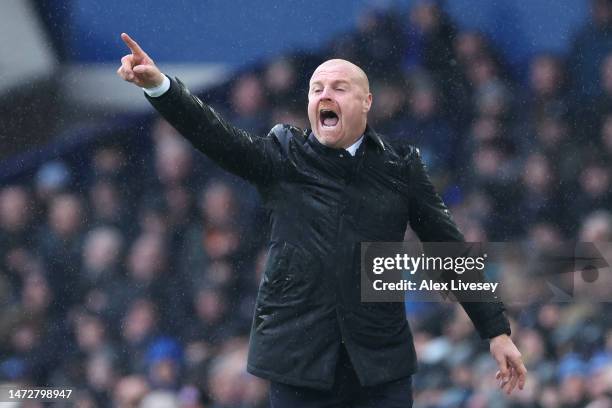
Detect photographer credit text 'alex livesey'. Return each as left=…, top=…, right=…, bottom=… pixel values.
left=361, top=241, right=612, bottom=304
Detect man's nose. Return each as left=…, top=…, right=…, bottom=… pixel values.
left=320, top=87, right=332, bottom=99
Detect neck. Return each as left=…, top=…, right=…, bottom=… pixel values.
left=339, top=135, right=362, bottom=149
left=339, top=123, right=367, bottom=149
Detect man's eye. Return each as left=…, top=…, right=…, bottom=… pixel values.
left=335, top=88, right=346, bottom=92
left=312, top=89, right=322, bottom=93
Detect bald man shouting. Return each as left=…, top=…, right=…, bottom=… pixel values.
left=118, top=33, right=526, bottom=407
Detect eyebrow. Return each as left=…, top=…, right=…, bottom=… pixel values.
left=310, top=79, right=351, bottom=88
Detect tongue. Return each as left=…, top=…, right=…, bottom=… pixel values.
left=323, top=117, right=338, bottom=127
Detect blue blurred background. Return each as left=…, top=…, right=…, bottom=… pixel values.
left=42, top=0, right=588, bottom=67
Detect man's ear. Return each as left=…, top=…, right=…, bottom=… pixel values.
left=363, top=93, right=373, bottom=113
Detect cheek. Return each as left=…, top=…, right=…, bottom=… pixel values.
left=307, top=99, right=317, bottom=118
left=346, top=97, right=362, bottom=115
left=342, top=104, right=359, bottom=123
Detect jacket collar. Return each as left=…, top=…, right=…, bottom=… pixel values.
left=306, top=124, right=385, bottom=157
left=364, top=125, right=386, bottom=152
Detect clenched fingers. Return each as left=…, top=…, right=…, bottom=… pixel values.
left=118, top=55, right=135, bottom=81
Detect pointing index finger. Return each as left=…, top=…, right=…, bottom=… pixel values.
left=121, top=33, right=145, bottom=56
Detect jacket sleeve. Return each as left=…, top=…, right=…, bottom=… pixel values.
left=144, top=75, right=283, bottom=184
left=406, top=147, right=511, bottom=339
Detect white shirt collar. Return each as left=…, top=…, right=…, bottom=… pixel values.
left=345, top=135, right=364, bottom=156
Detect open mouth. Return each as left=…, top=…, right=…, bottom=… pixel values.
left=320, top=109, right=339, bottom=128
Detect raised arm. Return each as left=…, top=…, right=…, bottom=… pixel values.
left=116, top=33, right=282, bottom=184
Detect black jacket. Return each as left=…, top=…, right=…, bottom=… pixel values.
left=145, top=76, right=511, bottom=390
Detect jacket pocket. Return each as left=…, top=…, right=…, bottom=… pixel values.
left=259, top=242, right=316, bottom=307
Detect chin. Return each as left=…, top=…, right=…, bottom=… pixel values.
left=319, top=134, right=342, bottom=147
left=317, top=127, right=343, bottom=147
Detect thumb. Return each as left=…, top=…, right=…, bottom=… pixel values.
left=133, top=65, right=154, bottom=75
left=132, top=64, right=163, bottom=88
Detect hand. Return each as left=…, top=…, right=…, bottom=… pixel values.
left=490, top=334, right=527, bottom=395
left=117, top=33, right=164, bottom=88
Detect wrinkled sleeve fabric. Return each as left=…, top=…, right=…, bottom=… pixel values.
left=145, top=75, right=283, bottom=185
left=406, top=147, right=511, bottom=339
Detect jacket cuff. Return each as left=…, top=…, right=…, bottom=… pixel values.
left=478, top=314, right=511, bottom=339
left=142, top=74, right=171, bottom=97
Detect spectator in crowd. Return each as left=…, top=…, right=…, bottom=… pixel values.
left=567, top=159, right=612, bottom=231
left=263, top=57, right=301, bottom=109
left=35, top=193, right=86, bottom=312
left=403, top=75, right=457, bottom=176
left=87, top=179, right=128, bottom=229
left=569, top=0, right=612, bottom=98
left=34, top=160, right=72, bottom=205
left=113, top=375, right=150, bottom=408
left=519, top=153, right=561, bottom=221
left=520, top=54, right=569, bottom=125
left=0, top=186, right=33, bottom=246
left=580, top=210, right=612, bottom=242
left=404, top=1, right=455, bottom=74
left=403, top=0, right=458, bottom=111
left=228, top=74, right=270, bottom=136
left=121, top=233, right=187, bottom=333
left=353, top=7, right=404, bottom=78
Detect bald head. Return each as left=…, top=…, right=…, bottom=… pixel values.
left=311, top=59, right=370, bottom=94
left=307, top=59, right=373, bottom=149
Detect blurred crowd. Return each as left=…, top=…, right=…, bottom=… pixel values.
left=2, top=0, right=612, bottom=407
